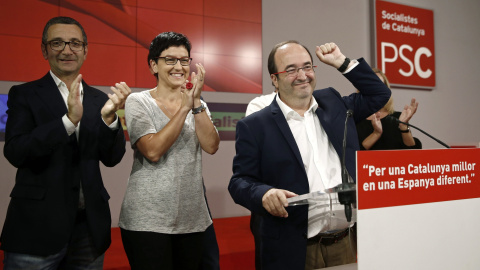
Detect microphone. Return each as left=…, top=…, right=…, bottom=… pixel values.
left=342, top=110, right=354, bottom=180
left=387, top=116, right=450, bottom=148
left=337, top=109, right=356, bottom=222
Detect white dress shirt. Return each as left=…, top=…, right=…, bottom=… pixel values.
left=275, top=94, right=351, bottom=238
left=246, top=91, right=277, bottom=116
left=50, top=70, right=119, bottom=138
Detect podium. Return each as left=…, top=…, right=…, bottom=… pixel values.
left=356, top=148, right=480, bottom=270
left=287, top=148, right=480, bottom=269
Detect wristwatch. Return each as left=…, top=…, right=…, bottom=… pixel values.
left=337, top=57, right=351, bottom=73
left=399, top=127, right=410, bottom=133
left=192, top=104, right=206, bottom=114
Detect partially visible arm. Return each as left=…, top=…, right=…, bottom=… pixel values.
left=246, top=98, right=263, bottom=117
left=399, top=126, right=416, bottom=147
left=246, top=92, right=277, bottom=117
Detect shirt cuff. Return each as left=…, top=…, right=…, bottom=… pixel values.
left=62, top=114, right=77, bottom=136
left=104, top=114, right=120, bottom=130
left=341, top=59, right=359, bottom=74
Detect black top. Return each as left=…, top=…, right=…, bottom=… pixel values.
left=356, top=111, right=422, bottom=150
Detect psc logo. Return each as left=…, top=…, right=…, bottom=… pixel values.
left=381, top=42, right=433, bottom=79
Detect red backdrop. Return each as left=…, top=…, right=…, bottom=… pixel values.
left=0, top=0, right=262, bottom=93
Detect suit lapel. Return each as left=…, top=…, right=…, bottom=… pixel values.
left=77, top=83, right=103, bottom=189
left=78, top=82, right=101, bottom=147
left=34, top=73, right=68, bottom=119
left=270, top=99, right=305, bottom=171
left=314, top=98, right=343, bottom=158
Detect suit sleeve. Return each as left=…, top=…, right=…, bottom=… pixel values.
left=342, top=58, right=392, bottom=122
left=228, top=119, right=272, bottom=215
left=97, top=117, right=126, bottom=167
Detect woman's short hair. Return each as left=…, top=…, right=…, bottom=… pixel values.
left=148, top=32, right=191, bottom=78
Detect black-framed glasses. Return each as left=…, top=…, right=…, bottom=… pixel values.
left=156, top=56, right=192, bottom=66
left=44, top=40, right=86, bottom=52
left=271, top=65, right=317, bottom=76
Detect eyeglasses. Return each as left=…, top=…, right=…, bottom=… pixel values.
left=156, top=57, right=192, bottom=66
left=44, top=40, right=86, bottom=52
left=272, top=65, right=317, bottom=76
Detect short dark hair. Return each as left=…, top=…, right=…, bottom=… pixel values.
left=42, top=17, right=88, bottom=44
left=147, top=31, right=191, bottom=76
left=267, top=40, right=313, bottom=75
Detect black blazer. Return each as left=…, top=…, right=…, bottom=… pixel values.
left=228, top=59, right=391, bottom=269
left=1, top=73, right=126, bottom=256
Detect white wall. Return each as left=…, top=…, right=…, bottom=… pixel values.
left=1, top=0, right=479, bottom=230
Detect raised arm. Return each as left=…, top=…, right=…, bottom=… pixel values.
left=190, top=63, right=220, bottom=154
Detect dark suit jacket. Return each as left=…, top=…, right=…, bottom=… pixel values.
left=228, top=59, right=391, bottom=270
left=1, top=73, right=126, bottom=256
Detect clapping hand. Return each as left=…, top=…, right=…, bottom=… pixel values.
left=182, top=63, right=205, bottom=109
left=67, top=74, right=84, bottom=126
left=399, top=98, right=419, bottom=125
left=370, top=112, right=383, bottom=135
left=101, top=82, right=132, bottom=125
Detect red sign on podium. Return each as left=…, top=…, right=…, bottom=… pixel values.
left=357, top=148, right=480, bottom=210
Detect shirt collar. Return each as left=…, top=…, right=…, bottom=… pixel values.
left=49, top=70, right=83, bottom=94
left=275, top=93, right=318, bottom=120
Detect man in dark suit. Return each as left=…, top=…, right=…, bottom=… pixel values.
left=1, top=16, right=130, bottom=269
left=228, top=41, right=391, bottom=270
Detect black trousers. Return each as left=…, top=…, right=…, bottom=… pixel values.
left=199, top=224, right=220, bottom=270
left=250, top=213, right=262, bottom=270
left=120, top=228, right=204, bottom=270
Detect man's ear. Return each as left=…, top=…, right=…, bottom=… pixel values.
left=270, top=74, right=279, bottom=89
left=41, top=43, right=48, bottom=60
left=83, top=45, right=88, bottom=60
